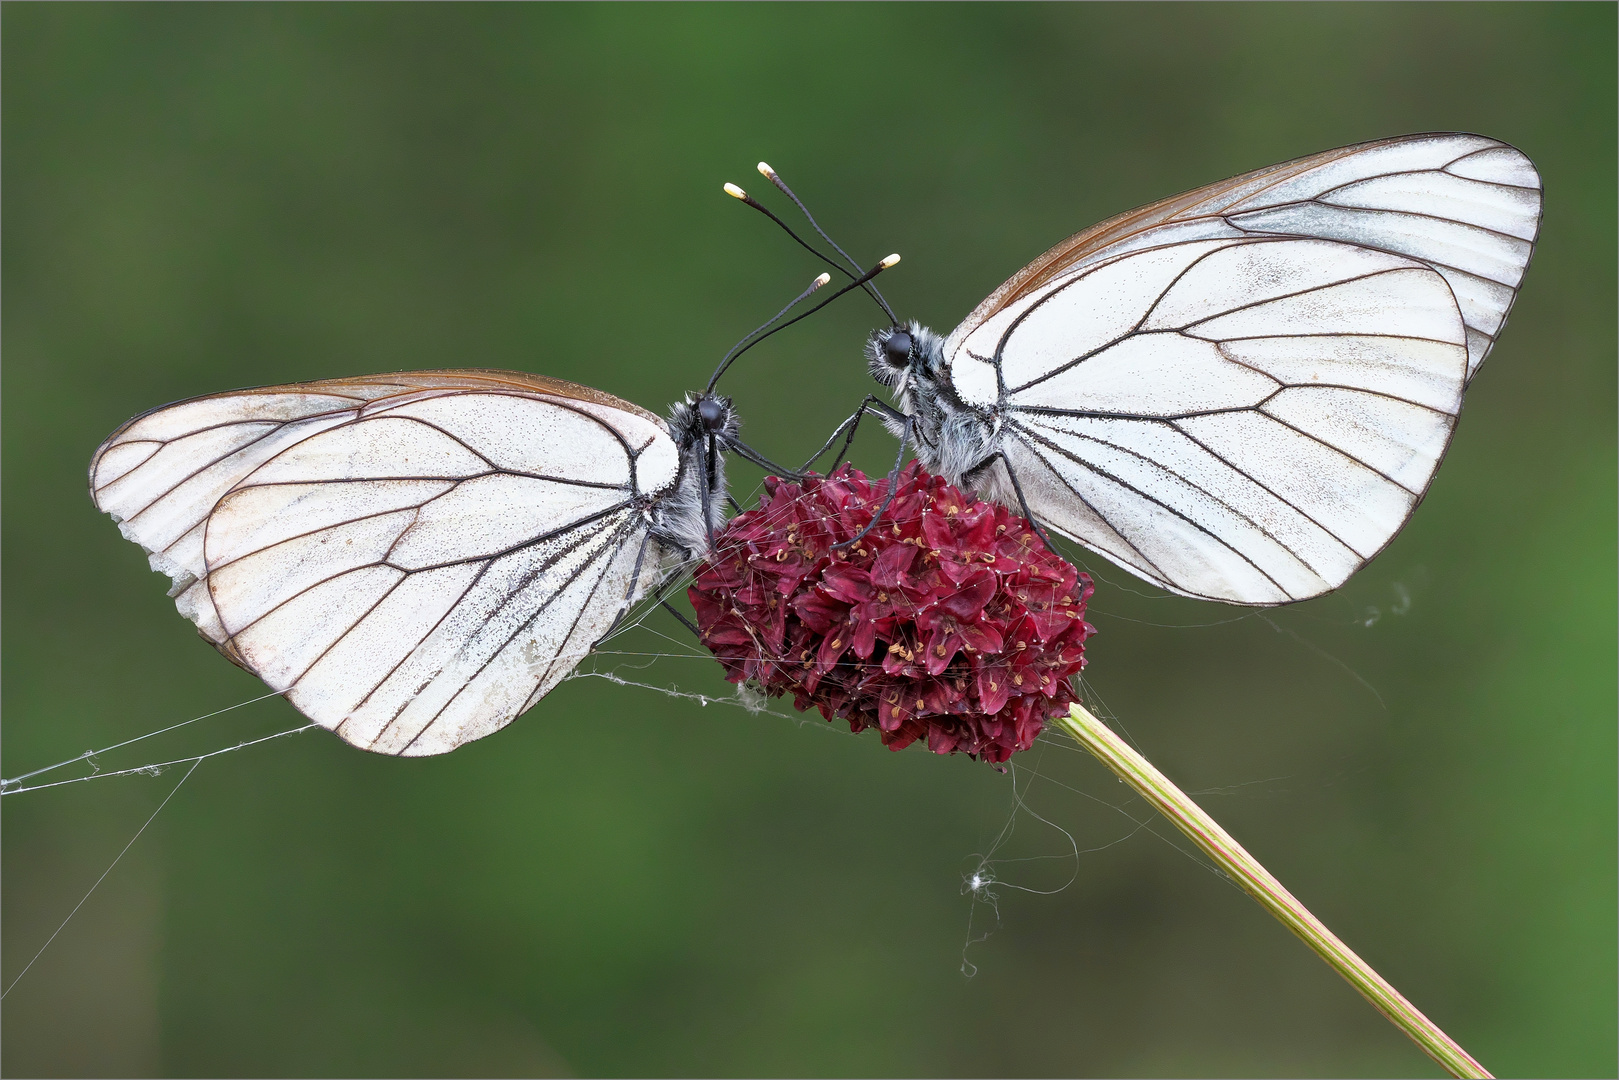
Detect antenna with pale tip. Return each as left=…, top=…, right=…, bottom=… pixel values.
left=722, top=162, right=899, bottom=326
left=723, top=179, right=848, bottom=279
left=752, top=162, right=899, bottom=326
left=708, top=271, right=835, bottom=392
left=707, top=255, right=901, bottom=392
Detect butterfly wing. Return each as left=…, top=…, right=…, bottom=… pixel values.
left=944, top=133, right=1541, bottom=604
left=91, top=370, right=677, bottom=755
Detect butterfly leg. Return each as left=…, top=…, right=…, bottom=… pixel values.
left=599, top=530, right=697, bottom=648
left=967, top=452, right=1060, bottom=555
left=698, top=434, right=717, bottom=554
left=721, top=436, right=809, bottom=481
left=623, top=537, right=703, bottom=640
left=804, top=395, right=915, bottom=476
left=833, top=411, right=914, bottom=550
left=797, top=394, right=882, bottom=474
left=656, top=591, right=702, bottom=639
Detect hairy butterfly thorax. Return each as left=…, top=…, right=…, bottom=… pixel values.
left=656, top=392, right=741, bottom=560
left=865, top=321, right=1005, bottom=497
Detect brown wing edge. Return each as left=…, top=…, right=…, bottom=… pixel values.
left=318, top=369, right=666, bottom=426
left=88, top=368, right=666, bottom=503
left=956, top=132, right=1507, bottom=337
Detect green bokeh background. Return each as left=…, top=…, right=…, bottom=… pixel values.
left=4, top=4, right=1614, bottom=1077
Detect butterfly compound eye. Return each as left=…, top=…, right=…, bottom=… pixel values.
left=882, top=330, right=914, bottom=367
left=697, top=396, right=729, bottom=430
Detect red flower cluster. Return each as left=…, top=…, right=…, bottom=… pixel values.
left=689, top=462, right=1094, bottom=763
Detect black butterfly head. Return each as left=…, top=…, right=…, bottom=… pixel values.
left=659, top=391, right=743, bottom=559
left=881, top=328, right=914, bottom=366
left=866, top=326, right=912, bottom=388
left=866, top=321, right=944, bottom=389
left=696, top=393, right=732, bottom=433
left=671, top=391, right=740, bottom=449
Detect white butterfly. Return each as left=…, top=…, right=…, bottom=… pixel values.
left=863, top=133, right=1541, bottom=604
left=91, top=370, right=739, bottom=756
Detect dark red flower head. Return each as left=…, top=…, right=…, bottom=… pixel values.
left=689, top=462, right=1095, bottom=763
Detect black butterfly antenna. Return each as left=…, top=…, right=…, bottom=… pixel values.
left=756, top=162, right=899, bottom=322
left=707, top=255, right=900, bottom=393
left=707, top=271, right=830, bottom=392
left=724, top=165, right=900, bottom=327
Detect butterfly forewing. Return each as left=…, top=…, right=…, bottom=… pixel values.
left=950, top=133, right=1539, bottom=379
left=91, top=371, right=677, bottom=755
left=945, top=133, right=1539, bottom=605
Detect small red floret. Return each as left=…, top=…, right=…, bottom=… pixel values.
left=689, top=462, right=1095, bottom=763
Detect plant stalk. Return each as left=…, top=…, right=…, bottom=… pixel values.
left=1055, top=703, right=1490, bottom=1079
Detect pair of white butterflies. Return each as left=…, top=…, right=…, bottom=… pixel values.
left=92, top=132, right=1542, bottom=757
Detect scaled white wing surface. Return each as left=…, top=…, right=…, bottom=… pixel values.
left=945, top=134, right=1541, bottom=604
left=91, top=370, right=677, bottom=755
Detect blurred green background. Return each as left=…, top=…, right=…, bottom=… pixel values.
left=4, top=4, right=1614, bottom=1077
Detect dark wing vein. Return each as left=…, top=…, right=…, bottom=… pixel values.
left=1246, top=410, right=1423, bottom=497
left=1221, top=207, right=1522, bottom=288
left=1002, top=257, right=1430, bottom=398
left=1002, top=428, right=1172, bottom=587
left=92, top=402, right=366, bottom=495
left=345, top=509, right=633, bottom=740
left=283, top=572, right=411, bottom=688
left=996, top=234, right=1243, bottom=396
left=1010, top=389, right=1434, bottom=497
left=1009, top=420, right=1299, bottom=599
left=120, top=421, right=322, bottom=524
left=215, top=491, right=636, bottom=661
left=394, top=513, right=642, bottom=754
left=1305, top=196, right=1534, bottom=245
left=1015, top=415, right=1356, bottom=571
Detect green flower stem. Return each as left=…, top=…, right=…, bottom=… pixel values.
left=1055, top=704, right=1490, bottom=1080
